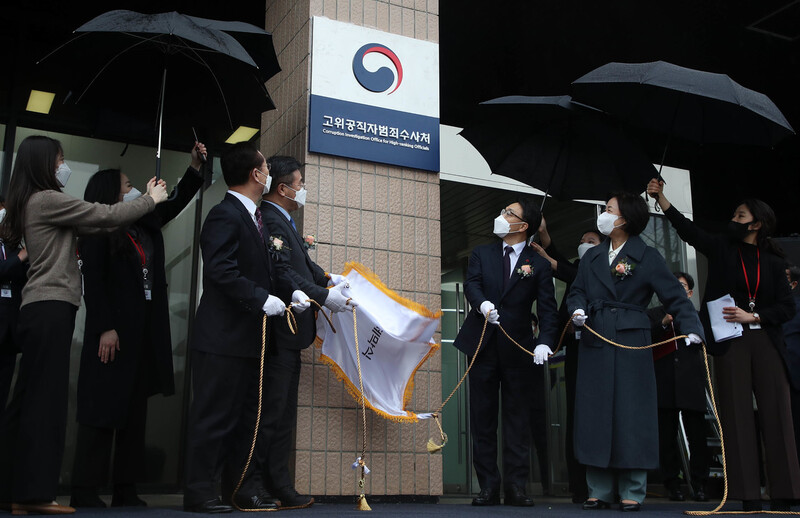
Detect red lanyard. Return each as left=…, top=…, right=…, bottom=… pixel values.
left=738, top=247, right=760, bottom=312
left=126, top=232, right=146, bottom=267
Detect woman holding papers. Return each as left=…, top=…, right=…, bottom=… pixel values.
left=648, top=179, right=799, bottom=512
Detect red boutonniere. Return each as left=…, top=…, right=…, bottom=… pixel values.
left=517, top=259, right=534, bottom=278
left=613, top=257, right=635, bottom=278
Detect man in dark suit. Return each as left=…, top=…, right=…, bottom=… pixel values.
left=256, top=155, right=355, bottom=510
left=183, top=142, right=295, bottom=513
left=647, top=272, right=709, bottom=502
left=453, top=198, right=558, bottom=507
left=0, top=219, right=28, bottom=416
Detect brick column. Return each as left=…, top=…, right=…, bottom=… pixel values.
left=261, top=0, right=442, bottom=497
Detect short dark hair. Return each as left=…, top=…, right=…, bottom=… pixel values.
left=267, top=155, right=302, bottom=194
left=515, top=197, right=541, bottom=239
left=673, top=271, right=695, bottom=290
left=581, top=229, right=602, bottom=242
left=221, top=142, right=263, bottom=188
left=608, top=191, right=649, bottom=236
left=84, top=169, right=122, bottom=205
left=788, top=265, right=800, bottom=284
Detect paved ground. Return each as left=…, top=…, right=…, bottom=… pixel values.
left=33, top=494, right=797, bottom=517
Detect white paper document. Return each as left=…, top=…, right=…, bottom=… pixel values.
left=707, top=294, right=743, bottom=343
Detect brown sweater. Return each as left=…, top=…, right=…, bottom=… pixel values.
left=22, top=190, right=156, bottom=308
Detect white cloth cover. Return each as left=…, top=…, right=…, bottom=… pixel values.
left=315, top=262, right=441, bottom=422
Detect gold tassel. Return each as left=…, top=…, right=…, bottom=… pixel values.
left=356, top=494, right=372, bottom=511
left=426, top=432, right=448, bottom=453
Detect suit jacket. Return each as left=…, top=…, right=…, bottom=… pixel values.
left=0, top=243, right=28, bottom=353
left=191, top=193, right=277, bottom=359
left=566, top=235, right=705, bottom=470
left=453, top=241, right=558, bottom=362
left=260, top=201, right=329, bottom=350
left=76, top=167, right=203, bottom=427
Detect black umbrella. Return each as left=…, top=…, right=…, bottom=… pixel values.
left=571, top=60, right=795, bottom=167
left=458, top=95, right=659, bottom=205
left=37, top=9, right=281, bottom=177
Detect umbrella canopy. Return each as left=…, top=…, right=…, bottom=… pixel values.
left=570, top=61, right=795, bottom=149
left=37, top=9, right=280, bottom=155
left=458, top=95, right=659, bottom=202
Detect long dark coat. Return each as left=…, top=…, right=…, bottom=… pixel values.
left=76, top=168, right=203, bottom=428
left=567, top=235, right=704, bottom=470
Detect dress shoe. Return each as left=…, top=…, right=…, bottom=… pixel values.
left=471, top=487, right=500, bottom=506
left=504, top=484, right=534, bottom=506
left=692, top=488, right=708, bottom=502
left=582, top=498, right=610, bottom=510
left=111, top=483, right=147, bottom=507
left=742, top=499, right=763, bottom=512
left=274, top=486, right=313, bottom=510
left=183, top=498, right=233, bottom=514
left=11, top=501, right=76, bottom=515
left=667, top=487, right=685, bottom=501
left=620, top=501, right=641, bottom=512
left=231, top=492, right=279, bottom=511
left=771, top=499, right=791, bottom=512
left=69, top=487, right=106, bottom=508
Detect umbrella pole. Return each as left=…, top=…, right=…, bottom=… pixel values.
left=156, top=67, right=167, bottom=181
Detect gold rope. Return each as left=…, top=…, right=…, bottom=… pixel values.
left=351, top=307, right=372, bottom=510
left=286, top=299, right=336, bottom=335
left=230, top=313, right=273, bottom=512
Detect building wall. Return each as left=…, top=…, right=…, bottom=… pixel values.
left=260, top=0, right=442, bottom=497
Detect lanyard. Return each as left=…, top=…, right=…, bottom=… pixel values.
left=738, top=246, right=760, bottom=312
left=126, top=232, right=149, bottom=285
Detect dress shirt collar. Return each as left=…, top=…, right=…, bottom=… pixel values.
left=264, top=200, right=292, bottom=222
left=227, top=190, right=259, bottom=224
left=608, top=239, right=627, bottom=265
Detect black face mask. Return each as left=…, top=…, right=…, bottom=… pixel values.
left=727, top=220, right=754, bottom=241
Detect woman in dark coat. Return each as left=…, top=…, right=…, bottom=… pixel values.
left=567, top=192, right=704, bottom=511
left=70, top=144, right=205, bottom=507
left=648, top=179, right=800, bottom=512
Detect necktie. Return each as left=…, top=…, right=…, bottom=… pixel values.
left=254, top=208, right=265, bottom=242
left=289, top=215, right=297, bottom=232
left=503, top=245, right=513, bottom=290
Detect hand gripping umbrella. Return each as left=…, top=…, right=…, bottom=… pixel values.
left=37, top=9, right=281, bottom=179
left=570, top=61, right=795, bottom=206
left=458, top=95, right=659, bottom=208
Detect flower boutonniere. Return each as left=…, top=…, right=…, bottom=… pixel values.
left=613, top=257, right=635, bottom=278
left=269, top=235, right=291, bottom=258
left=516, top=259, right=534, bottom=278
left=303, top=234, right=317, bottom=250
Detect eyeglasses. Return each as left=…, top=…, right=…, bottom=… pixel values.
left=500, top=208, right=525, bottom=222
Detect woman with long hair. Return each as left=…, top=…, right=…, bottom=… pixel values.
left=648, top=179, right=800, bottom=511
left=70, top=144, right=205, bottom=508
left=0, top=135, right=167, bottom=515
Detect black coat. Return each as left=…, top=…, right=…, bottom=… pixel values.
left=647, top=306, right=707, bottom=412
left=260, top=202, right=329, bottom=350
left=76, top=168, right=203, bottom=428
left=454, top=242, right=559, bottom=360
left=567, top=235, right=705, bottom=470
left=663, top=206, right=797, bottom=388
left=782, top=294, right=800, bottom=386
left=191, top=193, right=280, bottom=359
left=0, top=244, right=28, bottom=353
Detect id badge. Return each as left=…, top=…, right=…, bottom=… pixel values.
left=1, top=283, right=11, bottom=298
left=143, top=280, right=152, bottom=301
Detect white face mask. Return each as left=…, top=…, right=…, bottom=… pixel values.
left=56, top=163, right=72, bottom=188
left=577, top=242, right=595, bottom=259
left=493, top=215, right=524, bottom=239
left=255, top=169, right=272, bottom=195
left=282, top=185, right=307, bottom=207
left=596, top=211, right=622, bottom=236
left=122, top=187, right=142, bottom=202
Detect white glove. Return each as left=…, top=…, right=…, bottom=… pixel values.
left=324, top=283, right=356, bottom=313
left=263, top=295, right=286, bottom=317
left=291, top=290, right=311, bottom=314
left=684, top=333, right=702, bottom=346
left=479, top=301, right=499, bottom=325
left=327, top=273, right=347, bottom=287
left=571, top=309, right=587, bottom=327
left=533, top=344, right=553, bottom=365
